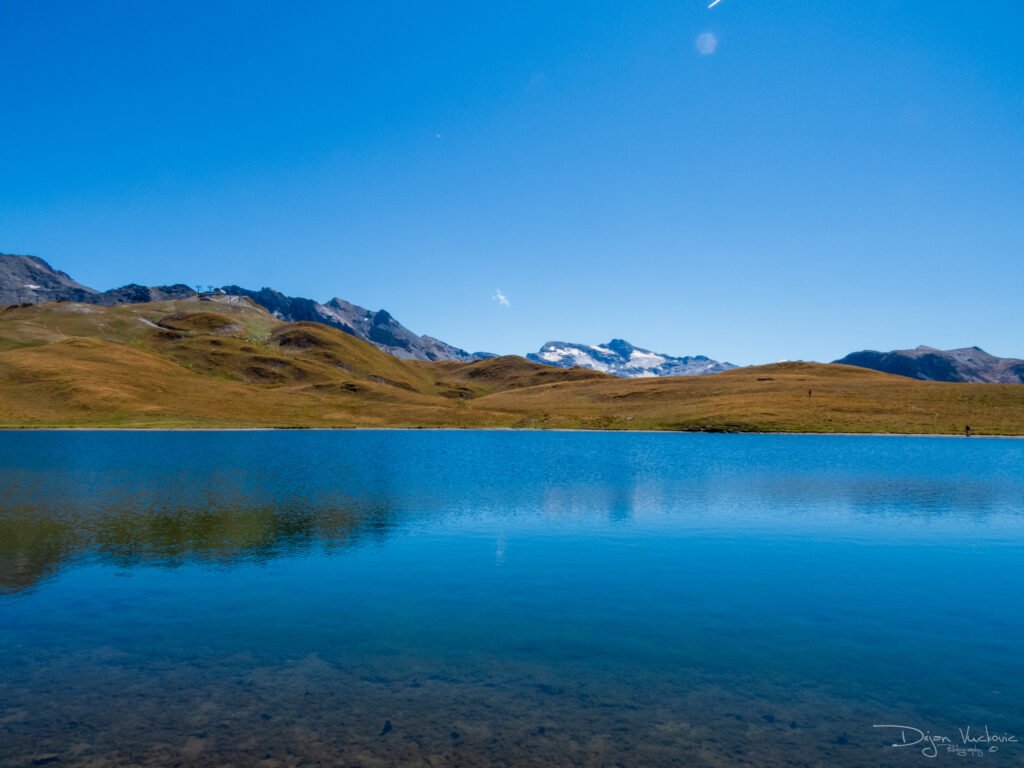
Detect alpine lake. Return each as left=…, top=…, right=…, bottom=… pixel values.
left=2, top=430, right=1023, bottom=767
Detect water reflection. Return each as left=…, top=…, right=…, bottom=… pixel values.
left=1, top=432, right=1023, bottom=767
left=2, top=431, right=1023, bottom=593
left=0, top=500, right=395, bottom=593
left=0, top=514, right=73, bottom=594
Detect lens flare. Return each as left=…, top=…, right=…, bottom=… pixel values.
left=695, top=32, right=718, bottom=55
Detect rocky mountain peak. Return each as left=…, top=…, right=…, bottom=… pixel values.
left=527, top=339, right=734, bottom=378
left=834, top=345, right=1024, bottom=384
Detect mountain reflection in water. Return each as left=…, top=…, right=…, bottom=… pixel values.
left=1, top=431, right=1024, bottom=767
left=3, top=430, right=1023, bottom=594
left=0, top=500, right=393, bottom=594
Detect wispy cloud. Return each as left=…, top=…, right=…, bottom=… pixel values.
left=492, top=288, right=510, bottom=307
left=707, top=0, right=723, bottom=8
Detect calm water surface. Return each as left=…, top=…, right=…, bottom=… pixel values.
left=1, top=431, right=1023, bottom=767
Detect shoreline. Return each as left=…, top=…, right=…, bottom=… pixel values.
left=0, top=426, right=1020, bottom=438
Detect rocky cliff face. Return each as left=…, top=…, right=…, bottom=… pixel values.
left=527, top=338, right=735, bottom=378
left=834, top=346, right=1024, bottom=384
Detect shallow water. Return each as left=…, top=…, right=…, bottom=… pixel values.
left=1, top=431, right=1023, bottom=766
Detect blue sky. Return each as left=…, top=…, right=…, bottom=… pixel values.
left=2, top=1, right=1022, bottom=364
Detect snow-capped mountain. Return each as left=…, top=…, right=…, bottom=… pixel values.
left=526, top=339, right=736, bottom=378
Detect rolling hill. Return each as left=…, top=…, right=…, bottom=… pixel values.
left=1, top=297, right=1023, bottom=434
left=0, top=253, right=490, bottom=362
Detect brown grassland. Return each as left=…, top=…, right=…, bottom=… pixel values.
left=1, top=297, right=1023, bottom=434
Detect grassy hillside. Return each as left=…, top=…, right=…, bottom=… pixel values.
left=470, top=361, right=1024, bottom=434
left=2, top=298, right=1024, bottom=434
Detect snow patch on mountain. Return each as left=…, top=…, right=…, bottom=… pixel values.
left=527, top=339, right=736, bottom=378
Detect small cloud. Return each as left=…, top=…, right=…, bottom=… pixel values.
left=707, top=0, right=723, bottom=7
left=695, top=32, right=718, bottom=55
left=492, top=289, right=510, bottom=307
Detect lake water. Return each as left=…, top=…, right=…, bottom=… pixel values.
left=1, top=431, right=1023, bottom=767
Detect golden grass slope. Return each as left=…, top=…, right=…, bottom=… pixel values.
left=0, top=298, right=603, bottom=428
left=1, top=298, right=1023, bottom=433
left=470, top=362, right=1024, bottom=435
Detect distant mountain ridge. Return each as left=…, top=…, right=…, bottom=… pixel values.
left=220, top=285, right=491, bottom=361
left=9, top=254, right=1024, bottom=381
left=834, top=346, right=1024, bottom=384
left=0, top=253, right=489, bottom=362
left=527, top=338, right=735, bottom=378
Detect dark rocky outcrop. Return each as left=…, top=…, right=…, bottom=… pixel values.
left=0, top=253, right=100, bottom=305
left=834, top=346, right=1024, bottom=384
left=98, top=283, right=197, bottom=305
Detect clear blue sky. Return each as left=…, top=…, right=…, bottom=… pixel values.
left=2, top=1, right=1022, bottom=364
